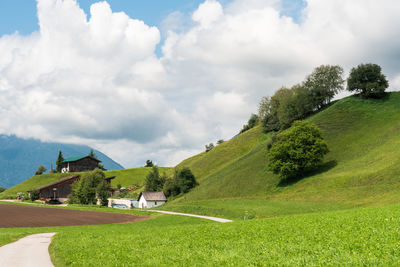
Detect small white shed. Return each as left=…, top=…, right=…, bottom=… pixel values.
left=138, top=191, right=167, bottom=209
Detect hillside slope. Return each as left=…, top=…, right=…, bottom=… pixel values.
left=0, top=135, right=123, bottom=188
left=162, top=93, right=400, bottom=218
left=0, top=167, right=170, bottom=199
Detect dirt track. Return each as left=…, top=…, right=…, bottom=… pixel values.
left=0, top=203, right=147, bottom=228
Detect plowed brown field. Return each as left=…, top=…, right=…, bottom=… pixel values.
left=0, top=203, right=147, bottom=228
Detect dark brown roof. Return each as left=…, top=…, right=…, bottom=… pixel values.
left=104, top=176, right=116, bottom=181
left=138, top=191, right=167, bottom=201
left=37, top=175, right=81, bottom=191
left=63, top=155, right=101, bottom=163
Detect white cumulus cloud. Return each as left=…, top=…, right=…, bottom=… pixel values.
left=1, top=0, right=400, bottom=167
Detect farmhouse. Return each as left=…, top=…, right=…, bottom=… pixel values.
left=138, top=191, right=167, bottom=209
left=61, top=155, right=102, bottom=173
left=36, top=174, right=115, bottom=203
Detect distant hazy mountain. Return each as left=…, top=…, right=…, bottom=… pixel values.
left=0, top=135, right=124, bottom=188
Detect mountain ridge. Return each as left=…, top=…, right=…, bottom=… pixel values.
left=0, top=135, right=123, bottom=188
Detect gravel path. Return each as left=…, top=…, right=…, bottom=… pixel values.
left=0, top=233, right=56, bottom=267
left=149, top=210, right=233, bottom=223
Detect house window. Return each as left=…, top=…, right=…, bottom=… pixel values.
left=155, top=201, right=157, bottom=205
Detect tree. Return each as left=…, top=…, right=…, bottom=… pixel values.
left=176, top=167, right=198, bottom=193
left=56, top=151, right=64, bottom=173
left=258, top=96, right=271, bottom=122
left=163, top=177, right=181, bottom=197
left=347, top=63, right=389, bottom=98
left=262, top=87, right=292, bottom=132
left=97, top=181, right=111, bottom=206
left=240, top=114, right=259, bottom=133
left=144, top=160, right=154, bottom=167
left=88, top=149, right=98, bottom=159
left=163, top=167, right=198, bottom=197
left=0, top=187, right=6, bottom=193
left=267, top=121, right=329, bottom=179
left=35, top=165, right=47, bottom=175
left=71, top=168, right=105, bottom=204
left=144, top=166, right=165, bottom=191
left=30, top=189, right=40, bottom=201
left=304, top=65, right=345, bottom=109
left=205, top=143, right=214, bottom=152
left=217, top=139, right=224, bottom=145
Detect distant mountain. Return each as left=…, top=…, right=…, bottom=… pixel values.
left=0, top=135, right=124, bottom=188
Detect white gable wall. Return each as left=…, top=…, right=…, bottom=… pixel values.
left=138, top=195, right=166, bottom=209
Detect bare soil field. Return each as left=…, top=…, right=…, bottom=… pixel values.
left=0, top=203, right=148, bottom=228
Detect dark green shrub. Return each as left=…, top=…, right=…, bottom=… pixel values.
left=267, top=121, right=329, bottom=179
left=29, top=189, right=40, bottom=201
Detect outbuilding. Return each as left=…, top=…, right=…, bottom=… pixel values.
left=36, top=175, right=115, bottom=203
left=138, top=191, right=167, bottom=209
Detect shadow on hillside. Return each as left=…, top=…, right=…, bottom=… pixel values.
left=277, top=160, right=337, bottom=187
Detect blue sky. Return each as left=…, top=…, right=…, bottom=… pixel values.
left=0, top=0, right=305, bottom=36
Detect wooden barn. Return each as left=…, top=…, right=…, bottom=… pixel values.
left=61, top=155, right=102, bottom=173
left=36, top=174, right=115, bottom=203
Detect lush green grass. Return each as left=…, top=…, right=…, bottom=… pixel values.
left=158, top=199, right=355, bottom=220
left=106, top=167, right=170, bottom=188
left=164, top=93, right=400, bottom=215
left=0, top=167, right=171, bottom=199
left=48, top=204, right=400, bottom=266
left=174, top=126, right=268, bottom=183
left=3, top=204, right=400, bottom=266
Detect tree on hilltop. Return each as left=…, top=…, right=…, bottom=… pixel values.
left=347, top=63, right=388, bottom=98
left=304, top=65, right=345, bottom=109
left=35, top=165, right=47, bottom=175
left=145, top=160, right=154, bottom=167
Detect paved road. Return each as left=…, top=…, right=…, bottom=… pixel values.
left=149, top=210, right=233, bottom=223
left=0, top=233, right=56, bottom=267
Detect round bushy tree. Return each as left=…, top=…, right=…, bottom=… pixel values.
left=347, top=63, right=389, bottom=98
left=267, top=121, right=329, bottom=179
left=72, top=168, right=105, bottom=204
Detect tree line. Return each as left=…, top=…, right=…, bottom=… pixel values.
left=258, top=63, right=388, bottom=180
left=238, top=63, right=389, bottom=136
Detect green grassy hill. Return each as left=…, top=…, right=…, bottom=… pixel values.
left=162, top=93, right=400, bottom=218
left=0, top=167, right=170, bottom=199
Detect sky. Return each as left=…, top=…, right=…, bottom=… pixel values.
left=0, top=0, right=399, bottom=168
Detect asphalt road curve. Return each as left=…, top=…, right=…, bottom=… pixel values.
left=0, top=203, right=147, bottom=228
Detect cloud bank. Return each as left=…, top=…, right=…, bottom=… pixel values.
left=0, top=0, right=399, bottom=167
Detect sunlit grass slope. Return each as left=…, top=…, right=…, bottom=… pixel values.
left=0, top=167, right=170, bottom=199
left=174, top=126, right=268, bottom=183
left=164, top=93, right=400, bottom=217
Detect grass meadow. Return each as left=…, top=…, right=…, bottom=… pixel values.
left=1, top=204, right=400, bottom=266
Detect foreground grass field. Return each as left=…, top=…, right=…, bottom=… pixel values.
left=2, top=204, right=400, bottom=265
left=158, top=199, right=355, bottom=220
